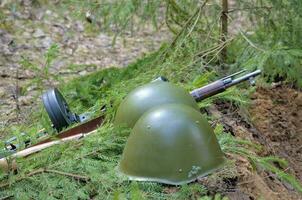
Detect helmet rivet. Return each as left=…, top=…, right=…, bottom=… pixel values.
left=188, top=166, right=201, bottom=178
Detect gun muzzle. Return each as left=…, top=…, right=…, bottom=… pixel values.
left=224, top=69, right=261, bottom=88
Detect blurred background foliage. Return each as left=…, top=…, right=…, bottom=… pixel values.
left=59, top=0, right=302, bottom=87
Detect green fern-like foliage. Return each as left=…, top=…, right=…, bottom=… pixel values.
left=229, top=0, right=302, bottom=88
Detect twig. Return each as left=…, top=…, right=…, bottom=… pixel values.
left=158, top=0, right=209, bottom=64
left=239, top=30, right=265, bottom=52
left=220, top=0, right=228, bottom=64
left=0, top=73, right=33, bottom=79
left=0, top=168, right=90, bottom=189
left=165, top=2, right=178, bottom=34
left=14, top=65, right=20, bottom=119
left=202, top=14, right=222, bottom=45
left=191, top=37, right=234, bottom=67
left=195, top=37, right=233, bottom=57
left=185, top=6, right=202, bottom=39
left=0, top=195, right=13, bottom=200
left=44, top=169, right=90, bottom=182
left=169, top=0, right=208, bottom=48
left=228, top=6, right=272, bottom=13
left=237, top=167, right=291, bottom=186
left=205, top=43, right=228, bottom=65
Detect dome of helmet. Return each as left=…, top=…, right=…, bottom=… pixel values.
left=114, top=79, right=199, bottom=128
left=118, top=104, right=225, bottom=185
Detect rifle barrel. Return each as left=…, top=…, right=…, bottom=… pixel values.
left=225, top=69, right=261, bottom=88
left=190, top=69, right=261, bottom=101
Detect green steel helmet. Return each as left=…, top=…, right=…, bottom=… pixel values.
left=118, top=104, right=225, bottom=185
left=114, top=79, right=199, bottom=128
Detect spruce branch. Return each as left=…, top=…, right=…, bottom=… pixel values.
left=239, top=30, right=265, bottom=52
left=169, top=0, right=208, bottom=48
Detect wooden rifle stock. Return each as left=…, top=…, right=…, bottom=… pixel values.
left=190, top=80, right=226, bottom=102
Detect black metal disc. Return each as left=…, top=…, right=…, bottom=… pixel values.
left=42, top=88, right=77, bottom=131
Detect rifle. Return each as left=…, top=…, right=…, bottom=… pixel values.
left=190, top=69, right=261, bottom=101
left=0, top=69, right=261, bottom=171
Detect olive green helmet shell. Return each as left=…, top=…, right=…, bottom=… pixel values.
left=114, top=80, right=199, bottom=128
left=118, top=104, right=225, bottom=185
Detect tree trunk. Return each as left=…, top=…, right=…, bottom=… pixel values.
left=221, top=0, right=228, bottom=64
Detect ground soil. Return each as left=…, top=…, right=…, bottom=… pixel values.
left=210, top=85, right=302, bottom=200
left=250, top=86, right=302, bottom=183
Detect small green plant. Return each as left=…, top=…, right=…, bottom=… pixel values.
left=20, top=44, right=61, bottom=92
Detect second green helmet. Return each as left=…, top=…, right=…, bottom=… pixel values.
left=118, top=104, right=225, bottom=185
left=114, top=79, right=199, bottom=128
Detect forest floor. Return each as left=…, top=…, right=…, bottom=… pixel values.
left=0, top=0, right=170, bottom=132
left=209, top=85, right=302, bottom=199
left=0, top=1, right=301, bottom=199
